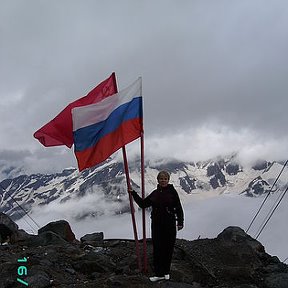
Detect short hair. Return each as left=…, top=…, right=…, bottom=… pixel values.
left=157, top=170, right=170, bottom=180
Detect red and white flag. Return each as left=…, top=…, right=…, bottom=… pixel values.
left=34, top=73, right=117, bottom=148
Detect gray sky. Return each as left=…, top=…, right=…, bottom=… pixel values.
left=1, top=0, right=288, bottom=174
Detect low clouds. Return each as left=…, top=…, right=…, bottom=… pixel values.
left=0, top=148, right=76, bottom=177
left=29, top=187, right=128, bottom=228
left=2, top=121, right=287, bottom=176
left=1, top=0, right=288, bottom=174
left=144, top=123, right=288, bottom=166
left=16, top=193, right=288, bottom=261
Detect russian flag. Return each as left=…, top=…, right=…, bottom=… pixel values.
left=72, top=77, right=143, bottom=171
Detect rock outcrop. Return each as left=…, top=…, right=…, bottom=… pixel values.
left=0, top=214, right=287, bottom=288
left=38, top=220, right=76, bottom=243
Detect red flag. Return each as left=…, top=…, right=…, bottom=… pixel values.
left=33, top=73, right=117, bottom=148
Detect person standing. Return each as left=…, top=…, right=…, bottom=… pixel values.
left=129, top=170, right=184, bottom=282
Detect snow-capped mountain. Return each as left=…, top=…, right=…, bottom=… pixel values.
left=0, top=155, right=287, bottom=221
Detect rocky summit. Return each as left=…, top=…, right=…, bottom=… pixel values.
left=0, top=213, right=288, bottom=288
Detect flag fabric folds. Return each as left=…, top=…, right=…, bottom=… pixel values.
left=33, top=73, right=117, bottom=148
left=72, top=77, right=143, bottom=171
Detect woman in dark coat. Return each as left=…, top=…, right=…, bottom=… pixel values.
left=129, top=170, right=184, bottom=282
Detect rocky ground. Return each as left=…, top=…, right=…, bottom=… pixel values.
left=0, top=213, right=288, bottom=288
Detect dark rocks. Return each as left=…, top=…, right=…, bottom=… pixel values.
left=179, top=176, right=196, bottom=193
left=207, top=162, right=226, bottom=188
left=226, top=162, right=241, bottom=175
left=217, top=226, right=265, bottom=252
left=26, top=231, right=69, bottom=246
left=264, top=273, right=288, bottom=288
left=0, top=212, right=19, bottom=231
left=25, top=271, right=51, bottom=288
left=0, top=223, right=12, bottom=243
left=242, top=177, right=271, bottom=197
left=73, top=250, right=117, bottom=274
left=174, top=226, right=288, bottom=288
left=0, top=215, right=287, bottom=288
left=80, top=232, right=104, bottom=246
left=0, top=212, right=31, bottom=243
left=38, top=220, right=76, bottom=242
left=252, top=160, right=271, bottom=171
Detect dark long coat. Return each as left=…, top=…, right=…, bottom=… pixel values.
left=132, top=184, right=184, bottom=276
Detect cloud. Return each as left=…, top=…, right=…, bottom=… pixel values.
left=1, top=0, right=288, bottom=173
left=27, top=186, right=129, bottom=232
left=16, top=192, right=288, bottom=261
left=0, top=149, right=32, bottom=161
left=124, top=122, right=288, bottom=167
left=2, top=120, right=288, bottom=177
left=0, top=148, right=76, bottom=177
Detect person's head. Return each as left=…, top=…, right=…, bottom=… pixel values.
left=157, top=171, right=170, bottom=187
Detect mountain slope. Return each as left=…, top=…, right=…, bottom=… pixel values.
left=0, top=156, right=287, bottom=221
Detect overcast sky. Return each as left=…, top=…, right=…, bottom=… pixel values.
left=1, top=0, right=288, bottom=174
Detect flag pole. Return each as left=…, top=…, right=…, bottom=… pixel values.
left=139, top=76, right=147, bottom=273
left=112, top=74, right=141, bottom=271
left=140, top=131, right=147, bottom=273
left=122, top=146, right=142, bottom=271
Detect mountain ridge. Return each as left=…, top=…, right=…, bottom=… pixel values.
left=1, top=155, right=287, bottom=222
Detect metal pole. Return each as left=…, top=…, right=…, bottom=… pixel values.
left=140, top=132, right=147, bottom=273
left=122, top=146, right=142, bottom=271
left=113, top=73, right=141, bottom=270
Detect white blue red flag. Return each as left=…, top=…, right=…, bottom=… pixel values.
left=72, top=77, right=143, bottom=171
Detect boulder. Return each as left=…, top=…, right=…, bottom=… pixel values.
left=0, top=217, right=287, bottom=288
left=0, top=223, right=12, bottom=243
left=25, top=231, right=68, bottom=246
left=0, top=212, right=31, bottom=243
left=0, top=212, right=18, bottom=231
left=38, top=220, right=76, bottom=242
left=217, top=226, right=265, bottom=252
left=80, top=232, right=104, bottom=246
